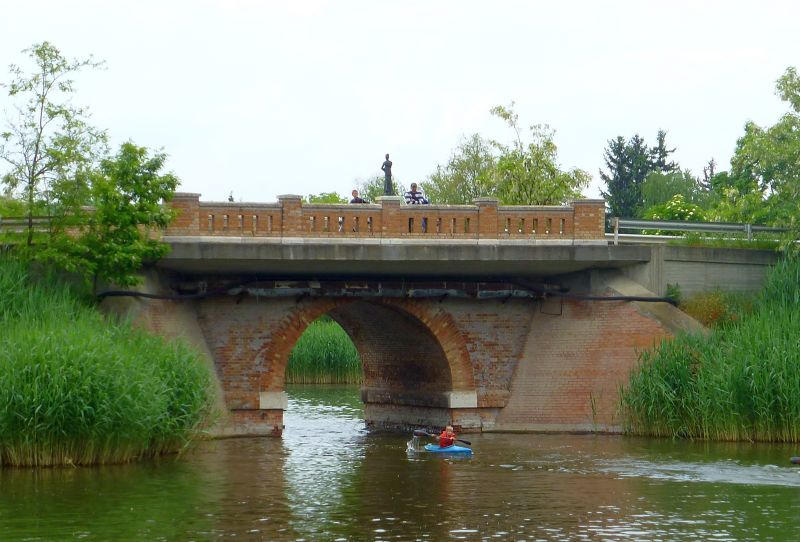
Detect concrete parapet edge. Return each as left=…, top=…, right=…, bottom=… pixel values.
left=259, top=391, right=289, bottom=410
left=446, top=391, right=478, bottom=408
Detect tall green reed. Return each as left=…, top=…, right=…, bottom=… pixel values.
left=620, top=255, right=800, bottom=442
left=0, top=259, right=214, bottom=466
left=285, top=317, right=362, bottom=384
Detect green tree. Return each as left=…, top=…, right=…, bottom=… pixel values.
left=600, top=131, right=678, bottom=219
left=641, top=169, right=712, bottom=211
left=709, top=186, right=772, bottom=224
left=489, top=103, right=589, bottom=205
left=650, top=129, right=679, bottom=174
left=599, top=135, right=651, bottom=218
left=64, top=142, right=178, bottom=288
left=421, top=133, right=495, bottom=204
left=776, top=66, right=800, bottom=112
left=0, top=42, right=107, bottom=245
left=711, top=66, right=800, bottom=239
left=305, top=192, right=347, bottom=204
left=701, top=158, right=717, bottom=191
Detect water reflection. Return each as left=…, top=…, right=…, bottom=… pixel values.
left=1, top=385, right=800, bottom=541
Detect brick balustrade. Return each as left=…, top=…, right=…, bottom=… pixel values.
left=165, top=193, right=607, bottom=240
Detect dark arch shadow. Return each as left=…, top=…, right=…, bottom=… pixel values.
left=258, top=298, right=476, bottom=406
left=328, top=300, right=452, bottom=393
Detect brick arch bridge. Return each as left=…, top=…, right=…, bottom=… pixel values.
left=112, top=193, right=776, bottom=436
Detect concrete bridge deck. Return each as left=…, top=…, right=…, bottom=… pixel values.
left=159, top=235, right=650, bottom=279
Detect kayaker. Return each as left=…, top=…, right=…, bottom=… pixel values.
left=439, top=425, right=456, bottom=448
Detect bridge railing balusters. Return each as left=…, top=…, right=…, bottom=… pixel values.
left=154, top=193, right=609, bottom=241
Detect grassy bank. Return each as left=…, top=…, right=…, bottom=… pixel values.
left=0, top=260, right=214, bottom=467
left=620, top=254, right=800, bottom=442
left=286, top=317, right=362, bottom=384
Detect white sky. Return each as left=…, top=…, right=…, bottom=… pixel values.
left=1, top=0, right=798, bottom=202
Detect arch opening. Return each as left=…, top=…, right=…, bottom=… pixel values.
left=328, top=301, right=454, bottom=397
left=285, top=315, right=362, bottom=385
left=262, top=299, right=476, bottom=432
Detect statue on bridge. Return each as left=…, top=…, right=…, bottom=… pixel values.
left=381, top=153, right=393, bottom=196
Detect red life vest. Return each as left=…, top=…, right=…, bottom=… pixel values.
left=439, top=431, right=455, bottom=447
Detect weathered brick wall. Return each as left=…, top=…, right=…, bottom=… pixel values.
left=494, top=296, right=670, bottom=432
left=438, top=299, right=534, bottom=408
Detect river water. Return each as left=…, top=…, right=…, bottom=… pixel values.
left=2, top=385, right=800, bottom=541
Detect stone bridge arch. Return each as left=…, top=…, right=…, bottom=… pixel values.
left=256, top=297, right=477, bottom=432
left=194, top=294, right=479, bottom=436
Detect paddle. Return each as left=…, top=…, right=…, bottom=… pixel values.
left=413, top=429, right=471, bottom=446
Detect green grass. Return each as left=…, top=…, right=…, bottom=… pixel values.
left=286, top=317, right=362, bottom=384
left=0, top=259, right=214, bottom=466
left=668, top=232, right=782, bottom=250
left=620, top=254, right=800, bottom=442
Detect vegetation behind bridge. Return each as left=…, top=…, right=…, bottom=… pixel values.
left=286, top=316, right=362, bottom=385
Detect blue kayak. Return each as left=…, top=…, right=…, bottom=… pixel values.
left=424, top=443, right=472, bottom=454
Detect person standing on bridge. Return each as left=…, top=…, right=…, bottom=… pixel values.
left=350, top=189, right=366, bottom=203
left=404, top=182, right=430, bottom=232
left=403, top=182, right=428, bottom=205
left=381, top=153, right=393, bottom=195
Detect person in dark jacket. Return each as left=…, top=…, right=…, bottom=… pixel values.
left=350, top=189, right=366, bottom=203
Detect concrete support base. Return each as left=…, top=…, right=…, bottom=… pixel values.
left=363, top=404, right=483, bottom=432
left=213, top=409, right=284, bottom=437
left=259, top=391, right=289, bottom=410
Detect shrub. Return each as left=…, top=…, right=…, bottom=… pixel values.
left=680, top=290, right=753, bottom=328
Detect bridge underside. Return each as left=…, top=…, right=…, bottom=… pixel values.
left=105, top=264, right=703, bottom=437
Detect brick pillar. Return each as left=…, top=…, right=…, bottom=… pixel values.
left=167, top=192, right=201, bottom=235
left=474, top=197, right=499, bottom=238
left=278, top=194, right=304, bottom=237
left=572, top=199, right=606, bottom=240
left=378, top=196, right=403, bottom=236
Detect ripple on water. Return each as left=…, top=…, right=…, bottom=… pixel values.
left=2, top=386, right=800, bottom=541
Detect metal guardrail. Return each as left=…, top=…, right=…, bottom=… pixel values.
left=0, top=216, right=52, bottom=233
left=611, top=217, right=788, bottom=245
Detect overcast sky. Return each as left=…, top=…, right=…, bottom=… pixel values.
left=1, top=0, right=798, bottom=203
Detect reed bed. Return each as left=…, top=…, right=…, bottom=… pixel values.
left=0, top=259, right=213, bottom=466
left=620, top=255, right=800, bottom=442
left=679, top=289, right=753, bottom=328
left=286, top=317, right=362, bottom=384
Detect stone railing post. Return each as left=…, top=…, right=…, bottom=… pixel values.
left=167, top=192, right=201, bottom=235
left=474, top=198, right=499, bottom=238
left=379, top=196, right=403, bottom=236
left=572, top=199, right=606, bottom=240
left=278, top=194, right=304, bottom=237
